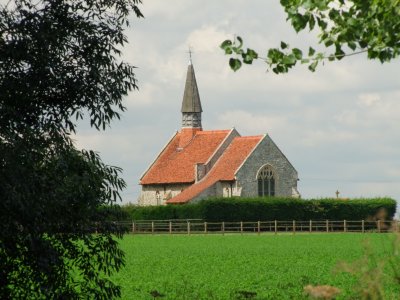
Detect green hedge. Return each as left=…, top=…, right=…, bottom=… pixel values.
left=119, top=197, right=397, bottom=221
left=199, top=197, right=397, bottom=221
left=120, top=202, right=203, bottom=220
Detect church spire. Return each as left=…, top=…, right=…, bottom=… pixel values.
left=181, top=58, right=202, bottom=129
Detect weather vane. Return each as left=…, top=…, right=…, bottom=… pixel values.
left=187, top=46, right=194, bottom=64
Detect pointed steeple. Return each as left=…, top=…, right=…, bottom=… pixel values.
left=181, top=60, right=202, bottom=128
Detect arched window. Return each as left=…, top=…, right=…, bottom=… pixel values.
left=257, top=165, right=275, bottom=197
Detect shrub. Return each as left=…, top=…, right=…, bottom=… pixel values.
left=120, top=203, right=203, bottom=220
left=119, top=197, right=397, bottom=221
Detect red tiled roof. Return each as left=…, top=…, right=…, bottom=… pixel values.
left=167, top=135, right=264, bottom=204
left=140, top=129, right=231, bottom=185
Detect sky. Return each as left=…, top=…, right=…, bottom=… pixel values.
left=73, top=1, right=400, bottom=210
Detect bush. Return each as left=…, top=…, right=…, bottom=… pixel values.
left=98, top=204, right=130, bottom=221
left=119, top=197, right=397, bottom=222
left=120, top=203, right=203, bottom=220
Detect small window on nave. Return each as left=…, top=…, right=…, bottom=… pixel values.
left=257, top=165, right=275, bottom=197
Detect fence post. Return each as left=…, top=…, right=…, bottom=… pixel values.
left=274, top=220, right=277, bottom=235
left=293, top=220, right=296, bottom=235
left=151, top=221, right=154, bottom=235
left=132, top=221, right=135, bottom=234
left=326, top=220, right=329, bottom=233
left=257, top=221, right=260, bottom=235
left=309, top=220, right=312, bottom=233
left=222, top=222, right=225, bottom=235
left=377, top=220, right=381, bottom=233
left=187, top=221, right=190, bottom=235
left=362, top=220, right=365, bottom=233
left=344, top=220, right=347, bottom=233
left=204, top=222, right=207, bottom=234
left=169, top=221, right=172, bottom=234
left=240, top=221, right=243, bottom=235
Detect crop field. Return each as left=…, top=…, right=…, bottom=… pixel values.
left=112, top=233, right=400, bottom=299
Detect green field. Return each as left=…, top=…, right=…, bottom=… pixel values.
left=112, top=234, right=399, bottom=299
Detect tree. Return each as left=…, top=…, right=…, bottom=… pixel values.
left=221, top=0, right=400, bottom=73
left=0, top=0, right=143, bottom=298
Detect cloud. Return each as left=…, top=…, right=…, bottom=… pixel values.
left=358, top=93, right=381, bottom=107
left=334, top=109, right=359, bottom=126
left=185, top=25, right=231, bottom=54
left=69, top=1, right=400, bottom=204
left=300, top=128, right=356, bottom=147
left=214, top=110, right=287, bottom=135
left=125, top=82, right=161, bottom=108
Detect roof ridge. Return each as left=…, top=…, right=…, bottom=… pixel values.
left=235, top=135, right=264, bottom=139
left=204, top=128, right=240, bottom=167
left=196, top=129, right=231, bottom=134
left=233, top=134, right=266, bottom=177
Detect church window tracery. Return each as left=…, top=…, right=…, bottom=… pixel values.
left=257, top=165, right=275, bottom=197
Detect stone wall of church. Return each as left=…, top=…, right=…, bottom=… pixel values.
left=235, top=135, right=299, bottom=198
left=138, top=183, right=191, bottom=206
left=220, top=182, right=242, bottom=197
left=189, top=181, right=240, bottom=202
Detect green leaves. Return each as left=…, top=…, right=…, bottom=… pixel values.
left=308, top=61, right=318, bottom=72
left=229, top=58, right=242, bottom=72
left=291, top=13, right=308, bottom=32
left=220, top=40, right=233, bottom=54
left=221, top=35, right=327, bottom=74
left=243, top=48, right=258, bottom=64
left=220, top=36, right=258, bottom=71
left=223, top=0, right=400, bottom=74
left=0, top=0, right=142, bottom=298
left=308, top=47, right=316, bottom=56
left=292, top=48, right=303, bottom=59
left=221, top=34, right=329, bottom=74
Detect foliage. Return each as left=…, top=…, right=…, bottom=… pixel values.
left=199, top=197, right=396, bottom=221
left=121, top=197, right=396, bottom=222
left=123, top=202, right=203, bottom=221
left=98, top=204, right=131, bottom=222
left=221, top=0, right=400, bottom=73
left=336, top=240, right=386, bottom=300
left=112, top=234, right=400, bottom=299
left=333, top=232, right=400, bottom=300
left=0, top=0, right=143, bottom=298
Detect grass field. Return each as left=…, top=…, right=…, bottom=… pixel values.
left=112, top=233, right=399, bottom=299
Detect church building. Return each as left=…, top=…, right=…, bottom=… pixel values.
left=138, top=60, right=300, bottom=205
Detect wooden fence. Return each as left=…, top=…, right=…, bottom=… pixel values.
left=115, top=220, right=400, bottom=235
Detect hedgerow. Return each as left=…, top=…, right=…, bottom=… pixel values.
left=121, top=202, right=203, bottom=220
left=119, top=197, right=396, bottom=221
